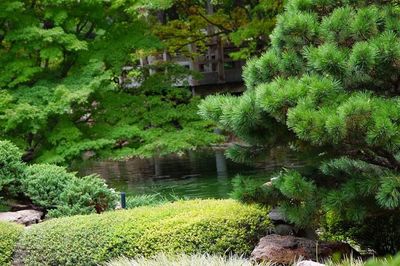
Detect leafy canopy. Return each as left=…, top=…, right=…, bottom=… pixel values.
left=0, top=0, right=219, bottom=164
left=151, top=0, right=283, bottom=59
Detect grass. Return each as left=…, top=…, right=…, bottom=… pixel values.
left=106, top=254, right=396, bottom=266
left=106, top=254, right=270, bottom=266
left=125, top=193, right=174, bottom=209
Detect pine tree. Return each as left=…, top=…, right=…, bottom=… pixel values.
left=199, top=0, right=400, bottom=253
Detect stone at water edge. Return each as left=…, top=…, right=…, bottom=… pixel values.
left=268, top=208, right=287, bottom=223
left=274, top=224, right=296, bottom=236
left=251, top=234, right=355, bottom=265
left=0, top=209, right=43, bottom=226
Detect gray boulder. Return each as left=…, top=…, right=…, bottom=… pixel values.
left=0, top=209, right=42, bottom=226
left=268, top=208, right=287, bottom=223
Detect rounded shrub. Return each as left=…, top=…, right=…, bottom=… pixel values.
left=22, top=164, right=117, bottom=217
left=0, top=140, right=26, bottom=196
left=16, top=199, right=270, bottom=266
left=22, top=164, right=75, bottom=208
left=47, top=175, right=118, bottom=218
left=0, top=222, right=24, bottom=266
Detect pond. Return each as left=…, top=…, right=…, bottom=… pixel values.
left=77, top=148, right=310, bottom=199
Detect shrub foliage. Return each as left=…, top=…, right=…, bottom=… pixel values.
left=0, top=140, right=117, bottom=217
left=0, top=222, right=23, bottom=266
left=0, top=140, right=25, bottom=197
left=16, top=199, right=270, bottom=266
left=22, top=164, right=75, bottom=208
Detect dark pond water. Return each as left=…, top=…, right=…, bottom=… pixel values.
left=77, top=148, right=310, bottom=199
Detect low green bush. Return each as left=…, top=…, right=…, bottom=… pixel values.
left=22, top=164, right=117, bottom=218
left=22, top=164, right=75, bottom=208
left=47, top=175, right=118, bottom=218
left=321, top=212, right=400, bottom=255
left=0, top=222, right=24, bottom=266
left=17, top=199, right=270, bottom=266
left=0, top=140, right=25, bottom=197
left=0, top=141, right=117, bottom=217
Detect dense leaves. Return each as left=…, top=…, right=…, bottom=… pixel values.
left=199, top=0, right=400, bottom=253
left=0, top=0, right=219, bottom=164
left=0, top=140, right=25, bottom=197
left=151, top=0, right=283, bottom=59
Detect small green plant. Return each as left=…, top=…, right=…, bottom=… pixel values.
left=0, top=200, right=11, bottom=212
left=364, top=254, right=400, bottom=266
left=125, top=193, right=174, bottom=209
left=230, top=175, right=272, bottom=204
left=0, top=222, right=23, bottom=266
left=17, top=199, right=270, bottom=266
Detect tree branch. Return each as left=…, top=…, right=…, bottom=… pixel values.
left=174, top=30, right=228, bottom=52
left=196, top=12, right=232, bottom=33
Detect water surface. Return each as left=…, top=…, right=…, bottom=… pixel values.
left=78, top=148, right=308, bottom=198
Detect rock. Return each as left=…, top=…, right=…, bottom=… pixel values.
left=296, top=261, right=325, bottom=266
left=251, top=234, right=354, bottom=265
left=268, top=208, right=287, bottom=223
left=274, top=224, right=296, bottom=236
left=0, top=209, right=43, bottom=226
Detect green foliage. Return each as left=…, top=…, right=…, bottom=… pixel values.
left=152, top=0, right=283, bottom=59
left=198, top=0, right=400, bottom=254
left=22, top=164, right=75, bottom=208
left=230, top=175, right=272, bottom=204
left=22, top=163, right=117, bottom=217
left=365, top=254, right=400, bottom=266
left=0, top=140, right=25, bottom=197
left=0, top=222, right=23, bottom=266
left=17, top=199, right=271, bottom=266
left=0, top=201, right=11, bottom=212
left=125, top=193, right=173, bottom=209
left=47, top=175, right=118, bottom=218
left=0, top=0, right=218, bottom=165
left=0, top=141, right=116, bottom=217
left=322, top=212, right=400, bottom=255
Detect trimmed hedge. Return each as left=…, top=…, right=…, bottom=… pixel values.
left=16, top=199, right=270, bottom=266
left=0, top=222, right=23, bottom=266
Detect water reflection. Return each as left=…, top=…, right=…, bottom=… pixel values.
left=77, top=148, right=308, bottom=199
